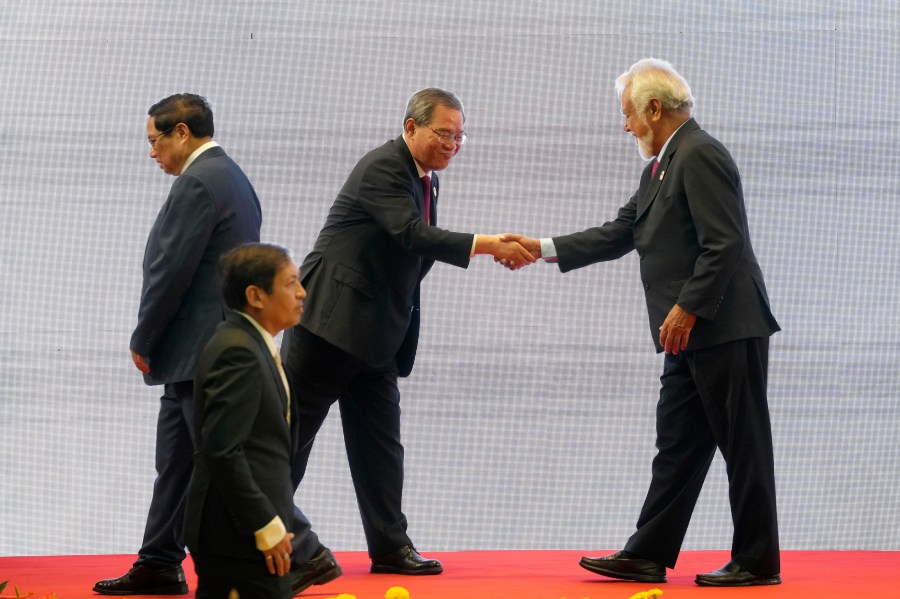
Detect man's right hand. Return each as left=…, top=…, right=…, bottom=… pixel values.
left=475, top=234, right=536, bottom=270
left=499, top=233, right=542, bottom=258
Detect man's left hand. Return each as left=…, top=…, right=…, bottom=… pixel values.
left=131, top=350, right=150, bottom=374
left=262, top=533, right=294, bottom=577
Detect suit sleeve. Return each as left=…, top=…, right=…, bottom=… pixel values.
left=676, top=145, right=746, bottom=319
left=553, top=194, right=638, bottom=273
left=357, top=159, right=473, bottom=268
left=197, top=344, right=278, bottom=535
left=130, top=174, right=217, bottom=356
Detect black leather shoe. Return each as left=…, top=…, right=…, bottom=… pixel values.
left=290, top=546, right=343, bottom=594
left=579, top=550, right=666, bottom=583
left=695, top=560, right=781, bottom=586
left=370, top=545, right=443, bottom=575
left=92, top=564, right=188, bottom=595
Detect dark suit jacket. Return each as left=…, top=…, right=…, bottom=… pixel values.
left=553, top=119, right=779, bottom=352
left=185, top=312, right=297, bottom=561
left=130, top=146, right=262, bottom=384
left=297, top=136, right=474, bottom=375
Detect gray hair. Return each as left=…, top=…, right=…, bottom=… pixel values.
left=404, top=87, right=466, bottom=126
left=615, top=58, right=694, bottom=116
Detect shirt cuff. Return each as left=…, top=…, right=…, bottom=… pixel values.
left=470, top=234, right=478, bottom=257
left=540, top=238, right=559, bottom=262
left=254, top=515, right=287, bottom=551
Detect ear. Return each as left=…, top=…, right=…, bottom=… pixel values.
left=174, top=121, right=192, bottom=141
left=404, top=117, right=417, bottom=137
left=648, top=98, right=663, bottom=120
left=245, top=285, right=266, bottom=310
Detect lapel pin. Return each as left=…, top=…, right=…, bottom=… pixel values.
left=659, top=170, right=665, bottom=181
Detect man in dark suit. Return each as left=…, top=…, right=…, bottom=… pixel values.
left=185, top=243, right=305, bottom=598
left=94, top=94, right=262, bottom=595
left=506, top=59, right=781, bottom=587
left=281, top=87, right=535, bottom=593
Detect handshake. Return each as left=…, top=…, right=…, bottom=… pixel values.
left=476, top=233, right=542, bottom=271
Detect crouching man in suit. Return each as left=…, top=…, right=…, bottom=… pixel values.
left=184, top=243, right=307, bottom=598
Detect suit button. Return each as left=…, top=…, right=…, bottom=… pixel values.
left=643, top=283, right=650, bottom=290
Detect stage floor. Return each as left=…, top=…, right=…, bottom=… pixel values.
left=1, top=550, right=894, bottom=598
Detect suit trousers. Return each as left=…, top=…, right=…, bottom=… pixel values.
left=135, top=380, right=196, bottom=569
left=283, top=326, right=412, bottom=561
left=193, top=552, right=291, bottom=599
left=624, top=336, right=780, bottom=576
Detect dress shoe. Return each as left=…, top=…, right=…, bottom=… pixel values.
left=290, top=546, right=343, bottom=594
left=93, top=564, right=188, bottom=595
left=579, top=550, right=666, bottom=583
left=695, top=559, right=781, bottom=586
left=370, top=545, right=443, bottom=575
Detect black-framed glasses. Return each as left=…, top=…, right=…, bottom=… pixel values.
left=426, top=124, right=468, bottom=146
left=147, top=127, right=174, bottom=147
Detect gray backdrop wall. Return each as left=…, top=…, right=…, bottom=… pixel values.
left=2, top=1, right=899, bottom=556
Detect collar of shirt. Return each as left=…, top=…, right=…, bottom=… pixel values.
left=237, top=311, right=279, bottom=360
left=654, top=119, right=689, bottom=164
left=180, top=140, right=220, bottom=176
left=402, top=133, right=432, bottom=179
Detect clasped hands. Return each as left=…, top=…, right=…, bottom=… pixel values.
left=477, top=233, right=542, bottom=271
left=481, top=234, right=698, bottom=354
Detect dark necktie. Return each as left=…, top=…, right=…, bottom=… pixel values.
left=421, top=174, right=431, bottom=225
left=651, top=160, right=660, bottom=179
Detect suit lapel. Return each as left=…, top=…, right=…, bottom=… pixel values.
left=264, top=352, right=290, bottom=418
left=637, top=161, right=664, bottom=221
left=395, top=136, right=436, bottom=225
left=228, top=312, right=290, bottom=423
left=636, top=119, right=698, bottom=222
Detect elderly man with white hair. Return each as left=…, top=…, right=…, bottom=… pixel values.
left=505, top=58, right=781, bottom=587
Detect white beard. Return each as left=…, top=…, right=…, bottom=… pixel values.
left=636, top=129, right=655, bottom=161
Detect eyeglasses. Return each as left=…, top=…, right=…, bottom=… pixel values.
left=147, top=127, right=174, bottom=147
left=426, top=125, right=468, bottom=146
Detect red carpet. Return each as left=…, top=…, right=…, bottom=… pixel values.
left=1, top=550, right=894, bottom=598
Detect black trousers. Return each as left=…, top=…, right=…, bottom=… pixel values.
left=136, top=380, right=195, bottom=569
left=192, top=552, right=291, bottom=599
left=624, top=336, right=780, bottom=576
left=282, top=326, right=412, bottom=562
